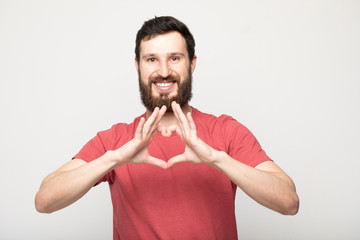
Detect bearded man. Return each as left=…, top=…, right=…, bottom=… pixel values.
left=35, top=16, right=299, bottom=240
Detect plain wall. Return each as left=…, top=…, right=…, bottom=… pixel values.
left=1, top=0, right=359, bottom=239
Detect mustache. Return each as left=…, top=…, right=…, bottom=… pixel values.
left=149, top=74, right=180, bottom=84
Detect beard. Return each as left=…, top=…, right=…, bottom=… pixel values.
left=138, top=68, right=193, bottom=112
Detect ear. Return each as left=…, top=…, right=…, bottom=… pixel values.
left=135, top=57, right=139, bottom=72
left=190, top=55, right=197, bottom=74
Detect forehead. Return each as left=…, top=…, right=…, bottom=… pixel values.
left=140, top=31, right=188, bottom=57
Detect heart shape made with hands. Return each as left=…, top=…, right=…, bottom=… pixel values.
left=135, top=102, right=210, bottom=169
left=143, top=125, right=187, bottom=169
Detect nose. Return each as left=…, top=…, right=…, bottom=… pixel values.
left=157, top=61, right=171, bottom=78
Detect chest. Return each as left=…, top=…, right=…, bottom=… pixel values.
left=112, top=134, right=234, bottom=203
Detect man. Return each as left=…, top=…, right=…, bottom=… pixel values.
left=35, top=16, right=299, bottom=239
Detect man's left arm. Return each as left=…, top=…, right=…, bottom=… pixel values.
left=209, top=155, right=299, bottom=215
left=168, top=102, right=299, bottom=215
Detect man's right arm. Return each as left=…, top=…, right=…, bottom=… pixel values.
left=35, top=106, right=167, bottom=214
left=35, top=153, right=119, bottom=213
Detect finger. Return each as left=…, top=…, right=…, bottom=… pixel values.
left=158, top=125, right=177, bottom=137
left=148, top=128, right=158, bottom=141
left=154, top=105, right=167, bottom=125
left=149, top=105, right=167, bottom=134
left=165, top=124, right=183, bottom=139
left=172, top=102, right=190, bottom=134
left=160, top=128, right=167, bottom=137
left=147, top=156, right=168, bottom=169
left=173, top=125, right=184, bottom=140
left=167, top=125, right=177, bottom=133
left=167, top=154, right=188, bottom=168
left=167, top=125, right=178, bottom=136
left=142, top=107, right=159, bottom=136
left=175, top=103, right=191, bottom=133
left=135, top=117, right=146, bottom=138
left=160, top=127, right=170, bottom=137
left=187, top=112, right=197, bottom=133
left=171, top=102, right=184, bottom=134
left=171, top=101, right=180, bottom=122
left=159, top=105, right=167, bottom=115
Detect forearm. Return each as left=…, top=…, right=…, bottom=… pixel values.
left=35, top=151, right=119, bottom=213
left=35, top=109, right=168, bottom=214
left=210, top=151, right=299, bottom=215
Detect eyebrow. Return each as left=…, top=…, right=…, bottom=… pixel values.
left=142, top=52, right=186, bottom=59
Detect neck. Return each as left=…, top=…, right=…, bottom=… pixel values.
left=146, top=104, right=192, bottom=127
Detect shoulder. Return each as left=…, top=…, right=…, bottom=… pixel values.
left=97, top=113, right=145, bottom=148
left=101, top=114, right=145, bottom=133
left=192, top=107, right=247, bottom=133
left=192, top=107, right=250, bottom=151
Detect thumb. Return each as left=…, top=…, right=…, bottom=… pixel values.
left=167, top=154, right=187, bottom=168
left=147, top=156, right=168, bottom=169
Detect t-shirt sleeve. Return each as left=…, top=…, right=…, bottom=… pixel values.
left=73, top=127, right=117, bottom=184
left=218, top=115, right=272, bottom=168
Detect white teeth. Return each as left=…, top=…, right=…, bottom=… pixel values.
left=155, top=82, right=174, bottom=87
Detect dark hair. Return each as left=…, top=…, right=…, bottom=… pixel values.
left=135, top=16, right=195, bottom=62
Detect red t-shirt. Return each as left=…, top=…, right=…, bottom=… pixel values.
left=74, top=107, right=271, bottom=240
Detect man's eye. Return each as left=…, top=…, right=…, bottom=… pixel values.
left=170, top=57, right=179, bottom=62
left=147, top=58, right=156, bottom=62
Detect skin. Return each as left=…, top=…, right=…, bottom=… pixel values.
left=35, top=31, right=299, bottom=215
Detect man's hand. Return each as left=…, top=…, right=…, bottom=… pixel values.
left=35, top=106, right=168, bottom=213
left=167, top=102, right=299, bottom=215
left=115, top=106, right=168, bottom=169
left=167, top=102, right=219, bottom=168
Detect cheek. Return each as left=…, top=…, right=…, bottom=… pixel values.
left=139, top=72, right=150, bottom=85
left=140, top=67, right=156, bottom=82
left=139, top=63, right=151, bottom=75
left=174, top=64, right=190, bottom=77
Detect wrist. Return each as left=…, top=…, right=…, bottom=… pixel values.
left=105, top=150, right=126, bottom=170
left=207, top=150, right=226, bottom=167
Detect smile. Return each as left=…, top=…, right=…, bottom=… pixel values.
left=154, top=81, right=175, bottom=87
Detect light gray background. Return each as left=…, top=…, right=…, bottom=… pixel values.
left=1, top=0, right=359, bottom=239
